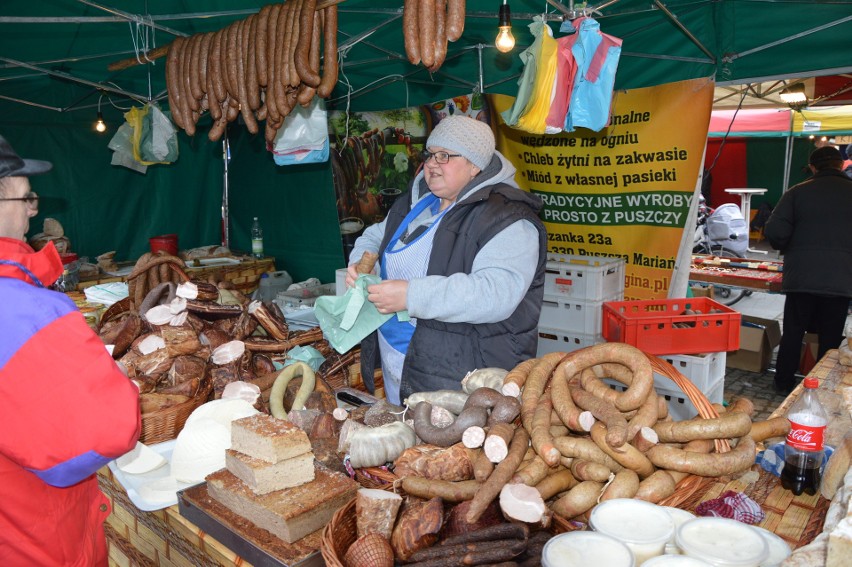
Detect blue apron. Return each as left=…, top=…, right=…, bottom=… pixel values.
left=377, top=193, right=451, bottom=403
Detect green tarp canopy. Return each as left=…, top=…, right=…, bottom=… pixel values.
left=1, top=1, right=851, bottom=280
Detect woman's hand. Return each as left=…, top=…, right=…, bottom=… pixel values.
left=345, top=264, right=360, bottom=288
left=367, top=280, right=409, bottom=314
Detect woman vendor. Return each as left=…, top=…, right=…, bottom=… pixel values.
left=346, top=115, right=547, bottom=405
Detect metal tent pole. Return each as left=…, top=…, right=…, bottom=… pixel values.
left=782, top=110, right=794, bottom=194
left=222, top=136, right=231, bottom=247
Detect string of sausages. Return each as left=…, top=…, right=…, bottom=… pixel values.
left=403, top=0, right=465, bottom=72
left=165, top=1, right=339, bottom=144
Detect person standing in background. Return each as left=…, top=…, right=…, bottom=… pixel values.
left=764, top=145, right=852, bottom=395
left=346, top=116, right=547, bottom=405
left=0, top=135, right=141, bottom=566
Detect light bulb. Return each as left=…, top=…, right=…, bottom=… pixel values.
left=95, top=111, right=106, bottom=133
left=495, top=2, right=515, bottom=53
left=496, top=26, right=515, bottom=53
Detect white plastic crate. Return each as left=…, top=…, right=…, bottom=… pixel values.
left=604, top=375, right=724, bottom=422
left=544, top=253, right=626, bottom=301
left=538, top=293, right=620, bottom=335
left=536, top=327, right=603, bottom=357
left=654, top=352, right=727, bottom=392
left=658, top=377, right=725, bottom=422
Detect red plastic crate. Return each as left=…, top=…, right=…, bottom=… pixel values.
left=601, top=297, right=741, bottom=355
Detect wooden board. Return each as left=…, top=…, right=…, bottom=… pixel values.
left=179, top=482, right=323, bottom=567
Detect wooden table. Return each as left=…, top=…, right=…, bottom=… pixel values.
left=78, top=257, right=275, bottom=295
left=98, top=464, right=321, bottom=567
left=689, top=254, right=784, bottom=293
left=674, top=349, right=850, bottom=551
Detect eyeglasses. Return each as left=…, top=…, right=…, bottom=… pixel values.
left=0, top=192, right=39, bottom=210
left=421, top=150, right=462, bottom=164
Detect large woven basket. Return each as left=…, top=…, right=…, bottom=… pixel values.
left=184, top=257, right=274, bottom=294
left=139, top=380, right=212, bottom=445
left=353, top=466, right=400, bottom=491
left=551, top=352, right=727, bottom=533
left=321, top=497, right=358, bottom=567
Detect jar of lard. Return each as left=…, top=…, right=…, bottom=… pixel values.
left=676, top=518, right=768, bottom=567
left=541, top=531, right=634, bottom=567
left=590, top=499, right=674, bottom=565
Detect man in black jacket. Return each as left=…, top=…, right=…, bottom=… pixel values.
left=765, top=146, right=852, bottom=395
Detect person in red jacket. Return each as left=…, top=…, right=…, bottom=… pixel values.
left=0, top=135, right=141, bottom=566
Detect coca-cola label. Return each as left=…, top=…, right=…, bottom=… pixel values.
left=786, top=421, right=826, bottom=451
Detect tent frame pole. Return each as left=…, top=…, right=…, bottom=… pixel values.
left=222, top=135, right=231, bottom=248
left=782, top=111, right=794, bottom=195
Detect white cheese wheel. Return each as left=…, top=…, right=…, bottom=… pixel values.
left=170, top=399, right=259, bottom=483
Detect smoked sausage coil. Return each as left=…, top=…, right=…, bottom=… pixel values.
left=297, top=10, right=322, bottom=106
left=446, top=0, right=465, bottom=42
left=296, top=0, right=321, bottom=87
left=429, top=0, right=448, bottom=72
left=418, top=0, right=437, bottom=69
left=255, top=4, right=272, bottom=88
left=274, top=2, right=292, bottom=118
left=199, top=32, right=213, bottom=98
left=316, top=5, right=338, bottom=98
left=287, top=0, right=304, bottom=88
left=208, top=30, right=226, bottom=106
left=265, top=3, right=282, bottom=124
left=183, top=34, right=200, bottom=113
left=403, top=0, right=421, bottom=65
left=245, top=14, right=261, bottom=110
left=236, top=18, right=259, bottom=134
left=225, top=22, right=241, bottom=103
left=166, top=37, right=186, bottom=130
left=178, top=36, right=196, bottom=134
left=188, top=32, right=204, bottom=102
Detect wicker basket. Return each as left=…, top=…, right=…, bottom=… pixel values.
left=139, top=380, right=212, bottom=445
left=549, top=352, right=728, bottom=533
left=353, top=466, right=400, bottom=491
left=321, top=497, right=358, bottom=567
left=184, top=257, right=275, bottom=294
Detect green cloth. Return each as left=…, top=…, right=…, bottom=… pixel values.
left=314, top=274, right=409, bottom=354
left=280, top=345, right=326, bottom=372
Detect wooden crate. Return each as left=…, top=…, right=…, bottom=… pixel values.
left=99, top=466, right=255, bottom=567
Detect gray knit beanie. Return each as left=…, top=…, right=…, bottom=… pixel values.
left=426, top=116, right=495, bottom=171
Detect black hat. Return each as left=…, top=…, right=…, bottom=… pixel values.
left=809, top=145, right=843, bottom=167
left=0, top=135, right=53, bottom=178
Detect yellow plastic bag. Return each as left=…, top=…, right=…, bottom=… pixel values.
left=125, top=103, right=179, bottom=165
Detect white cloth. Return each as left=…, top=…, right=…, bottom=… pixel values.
left=83, top=282, right=129, bottom=306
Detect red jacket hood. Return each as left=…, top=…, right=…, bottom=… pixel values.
left=0, top=237, right=64, bottom=287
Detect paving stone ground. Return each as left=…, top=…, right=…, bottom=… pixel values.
left=723, top=363, right=787, bottom=422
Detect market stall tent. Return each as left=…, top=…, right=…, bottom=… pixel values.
left=1, top=0, right=851, bottom=280
left=704, top=105, right=852, bottom=211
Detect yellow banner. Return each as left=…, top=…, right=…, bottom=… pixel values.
left=491, top=78, right=714, bottom=300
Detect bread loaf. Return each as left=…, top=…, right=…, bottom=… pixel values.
left=225, top=449, right=314, bottom=495
left=231, top=413, right=311, bottom=463
left=206, top=462, right=358, bottom=543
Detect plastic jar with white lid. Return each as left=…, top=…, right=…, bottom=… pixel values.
left=589, top=499, right=674, bottom=565
left=676, top=518, right=769, bottom=567
left=541, top=531, right=634, bottom=567
left=748, top=525, right=791, bottom=567
left=661, top=507, right=696, bottom=554
left=641, top=555, right=714, bottom=567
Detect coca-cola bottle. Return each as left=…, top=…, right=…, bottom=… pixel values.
left=780, top=377, right=828, bottom=496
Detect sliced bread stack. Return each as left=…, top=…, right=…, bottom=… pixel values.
left=225, top=413, right=315, bottom=494
left=207, top=413, right=359, bottom=544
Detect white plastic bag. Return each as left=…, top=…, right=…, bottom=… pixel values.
left=271, top=98, right=328, bottom=156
